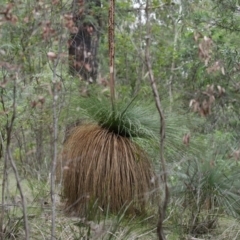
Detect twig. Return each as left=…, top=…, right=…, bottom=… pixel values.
left=144, top=1, right=169, bottom=240
left=118, top=3, right=168, bottom=12
left=6, top=74, right=29, bottom=239
left=168, top=4, right=182, bottom=109
left=50, top=28, right=64, bottom=240
left=0, top=86, right=7, bottom=239
left=50, top=57, right=60, bottom=240
left=109, top=0, right=115, bottom=109
left=0, top=131, right=7, bottom=240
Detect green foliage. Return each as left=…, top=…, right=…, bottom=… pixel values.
left=2, top=0, right=240, bottom=239
left=69, top=92, right=160, bottom=140
left=167, top=128, right=240, bottom=237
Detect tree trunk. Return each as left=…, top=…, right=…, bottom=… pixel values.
left=69, top=0, right=101, bottom=82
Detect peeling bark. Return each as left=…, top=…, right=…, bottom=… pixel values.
left=69, top=0, right=101, bottom=82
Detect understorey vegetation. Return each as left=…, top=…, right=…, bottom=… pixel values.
left=1, top=0, right=240, bottom=239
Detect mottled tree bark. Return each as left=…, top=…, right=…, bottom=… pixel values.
left=69, top=0, right=101, bottom=82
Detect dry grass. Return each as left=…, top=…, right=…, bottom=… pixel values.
left=58, top=124, right=157, bottom=216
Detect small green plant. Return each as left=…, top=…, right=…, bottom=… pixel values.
left=171, top=156, right=240, bottom=237
left=70, top=203, right=156, bottom=240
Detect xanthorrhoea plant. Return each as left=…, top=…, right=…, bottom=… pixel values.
left=58, top=95, right=159, bottom=216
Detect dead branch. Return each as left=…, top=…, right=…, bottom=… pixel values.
left=49, top=27, right=64, bottom=240
left=109, top=0, right=115, bottom=108
left=119, top=3, right=170, bottom=12
left=145, top=1, right=169, bottom=240
left=6, top=74, right=29, bottom=239
left=0, top=131, right=7, bottom=240
left=0, top=87, right=7, bottom=239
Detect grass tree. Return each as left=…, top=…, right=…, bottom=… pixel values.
left=58, top=0, right=159, bottom=217
left=59, top=95, right=159, bottom=216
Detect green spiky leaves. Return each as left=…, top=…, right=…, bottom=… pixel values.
left=76, top=95, right=160, bottom=140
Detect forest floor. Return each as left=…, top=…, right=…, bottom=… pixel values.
left=1, top=172, right=240, bottom=240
